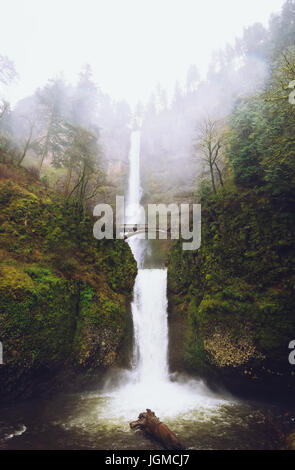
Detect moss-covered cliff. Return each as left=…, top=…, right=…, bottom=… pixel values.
left=167, top=187, right=295, bottom=395
left=0, top=165, right=137, bottom=402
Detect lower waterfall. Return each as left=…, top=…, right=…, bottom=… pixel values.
left=131, top=269, right=169, bottom=384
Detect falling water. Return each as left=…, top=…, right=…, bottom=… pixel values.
left=103, top=129, right=226, bottom=419
left=125, top=129, right=169, bottom=384
left=125, top=130, right=146, bottom=267
left=126, top=130, right=141, bottom=219
left=131, top=269, right=169, bottom=383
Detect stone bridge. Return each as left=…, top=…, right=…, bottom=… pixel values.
left=118, top=224, right=178, bottom=240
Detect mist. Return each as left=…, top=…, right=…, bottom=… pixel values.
left=0, top=0, right=286, bottom=207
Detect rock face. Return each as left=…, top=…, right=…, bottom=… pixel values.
left=167, top=188, right=295, bottom=396
left=0, top=166, right=137, bottom=402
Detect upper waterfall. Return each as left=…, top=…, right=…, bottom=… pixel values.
left=126, top=130, right=142, bottom=224
left=125, top=129, right=146, bottom=266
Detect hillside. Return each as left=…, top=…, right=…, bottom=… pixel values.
left=167, top=186, right=295, bottom=396
left=0, top=164, right=137, bottom=402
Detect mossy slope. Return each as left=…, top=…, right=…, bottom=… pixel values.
left=167, top=187, right=295, bottom=395
left=0, top=165, right=137, bottom=401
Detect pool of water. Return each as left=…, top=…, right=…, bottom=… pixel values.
left=0, top=385, right=292, bottom=450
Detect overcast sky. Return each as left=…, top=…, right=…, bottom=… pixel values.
left=0, top=0, right=286, bottom=107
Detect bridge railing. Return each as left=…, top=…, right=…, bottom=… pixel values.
left=117, top=224, right=179, bottom=239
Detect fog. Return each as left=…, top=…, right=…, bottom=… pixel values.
left=0, top=0, right=288, bottom=205
left=0, top=0, right=285, bottom=106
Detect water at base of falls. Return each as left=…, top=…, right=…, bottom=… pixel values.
left=100, top=269, right=226, bottom=422
left=103, top=370, right=226, bottom=422
left=102, top=264, right=225, bottom=421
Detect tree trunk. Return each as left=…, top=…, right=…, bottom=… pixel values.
left=39, top=144, right=47, bottom=171
left=130, top=409, right=184, bottom=450
left=18, top=137, right=32, bottom=167
left=64, top=165, right=73, bottom=196
left=215, top=162, right=224, bottom=186
left=209, top=162, right=217, bottom=193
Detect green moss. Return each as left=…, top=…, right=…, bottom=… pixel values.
left=72, top=287, right=130, bottom=370
left=0, top=167, right=137, bottom=400
left=0, top=264, right=35, bottom=292
left=0, top=262, right=76, bottom=371
left=167, top=187, right=295, bottom=389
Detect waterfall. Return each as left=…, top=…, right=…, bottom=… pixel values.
left=125, top=130, right=146, bottom=267
left=126, top=130, right=141, bottom=217
left=131, top=269, right=169, bottom=384
left=126, top=130, right=169, bottom=383
left=104, top=128, right=224, bottom=420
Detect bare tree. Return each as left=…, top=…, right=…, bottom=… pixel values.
left=17, top=118, right=36, bottom=167
left=194, top=118, right=224, bottom=193
left=52, top=125, right=105, bottom=209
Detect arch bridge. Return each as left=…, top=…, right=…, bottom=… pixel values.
left=118, top=224, right=178, bottom=240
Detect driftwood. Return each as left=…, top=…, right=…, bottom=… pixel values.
left=130, top=409, right=184, bottom=450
